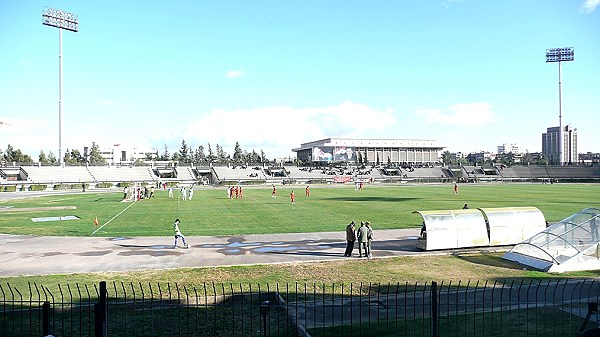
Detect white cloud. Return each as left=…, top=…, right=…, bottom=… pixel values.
left=225, top=70, right=247, bottom=79
left=181, top=101, right=395, bottom=157
left=414, top=102, right=497, bottom=127
left=581, top=0, right=600, bottom=13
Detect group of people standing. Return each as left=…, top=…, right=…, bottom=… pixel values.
left=227, top=186, right=243, bottom=199
left=344, top=221, right=373, bottom=258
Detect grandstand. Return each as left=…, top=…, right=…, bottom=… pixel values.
left=87, top=166, right=157, bottom=183
left=1, top=163, right=599, bottom=191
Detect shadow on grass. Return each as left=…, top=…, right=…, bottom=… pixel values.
left=454, top=252, right=526, bottom=270
left=324, top=197, right=420, bottom=202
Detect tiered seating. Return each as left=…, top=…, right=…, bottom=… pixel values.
left=22, top=166, right=93, bottom=183
left=87, top=166, right=157, bottom=182
left=403, top=167, right=445, bottom=178
left=285, top=167, right=333, bottom=182
left=211, top=166, right=267, bottom=182
left=545, top=166, right=600, bottom=179
left=175, top=166, right=197, bottom=181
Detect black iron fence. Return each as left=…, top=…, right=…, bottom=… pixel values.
left=1, top=280, right=599, bottom=337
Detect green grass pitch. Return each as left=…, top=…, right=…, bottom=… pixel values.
left=0, top=183, right=597, bottom=237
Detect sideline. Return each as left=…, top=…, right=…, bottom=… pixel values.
left=92, top=199, right=137, bottom=235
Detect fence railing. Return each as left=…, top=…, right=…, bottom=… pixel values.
left=1, top=280, right=599, bottom=337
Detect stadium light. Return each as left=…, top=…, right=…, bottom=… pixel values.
left=546, top=47, right=574, bottom=166
left=42, top=7, right=79, bottom=165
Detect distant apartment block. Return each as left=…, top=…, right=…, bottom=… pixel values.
left=542, top=125, right=577, bottom=165
left=497, top=143, right=523, bottom=155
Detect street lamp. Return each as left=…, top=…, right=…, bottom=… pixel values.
left=42, top=7, right=79, bottom=165
left=546, top=47, right=574, bottom=166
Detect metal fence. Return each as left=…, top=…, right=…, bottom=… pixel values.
left=1, top=280, right=599, bottom=337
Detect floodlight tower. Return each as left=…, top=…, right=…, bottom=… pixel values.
left=546, top=47, right=574, bottom=166
left=42, top=7, right=79, bottom=165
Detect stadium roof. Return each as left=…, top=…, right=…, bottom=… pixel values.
left=292, top=138, right=444, bottom=152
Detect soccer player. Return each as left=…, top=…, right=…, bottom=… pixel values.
left=272, top=185, right=277, bottom=198
left=290, top=190, right=296, bottom=204
left=305, top=185, right=310, bottom=197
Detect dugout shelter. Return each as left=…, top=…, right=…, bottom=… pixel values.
left=415, top=207, right=546, bottom=251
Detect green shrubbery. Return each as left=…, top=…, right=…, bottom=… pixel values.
left=29, top=185, right=48, bottom=191
left=1, top=185, right=17, bottom=192
left=96, top=182, right=113, bottom=188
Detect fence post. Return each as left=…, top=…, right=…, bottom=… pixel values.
left=95, top=281, right=107, bottom=337
left=431, top=281, right=438, bottom=337
left=42, top=301, right=50, bottom=336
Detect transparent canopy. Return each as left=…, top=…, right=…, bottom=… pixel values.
left=504, top=208, right=600, bottom=272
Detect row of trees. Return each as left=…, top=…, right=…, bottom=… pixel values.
left=2, top=141, right=269, bottom=166
left=151, top=141, right=269, bottom=165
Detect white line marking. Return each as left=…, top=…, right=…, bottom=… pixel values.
left=92, top=200, right=137, bottom=235
left=248, top=196, right=278, bottom=210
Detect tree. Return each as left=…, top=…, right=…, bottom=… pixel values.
left=206, top=143, right=216, bottom=163
left=47, top=151, right=57, bottom=165
left=232, top=142, right=243, bottom=164
left=216, top=144, right=229, bottom=164
left=88, top=142, right=106, bottom=165
left=441, top=151, right=453, bottom=166
left=194, top=145, right=206, bottom=165
left=178, top=140, right=191, bottom=164
left=39, top=150, right=49, bottom=164
left=260, top=150, right=268, bottom=163
left=63, top=148, right=73, bottom=164
left=160, top=144, right=170, bottom=161
left=3, top=144, right=15, bottom=162
left=3, top=145, right=34, bottom=164
left=64, top=149, right=84, bottom=164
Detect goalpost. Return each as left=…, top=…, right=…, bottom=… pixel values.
left=121, top=183, right=141, bottom=202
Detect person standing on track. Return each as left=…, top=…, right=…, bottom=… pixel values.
left=344, top=221, right=356, bottom=257
left=173, top=219, right=189, bottom=249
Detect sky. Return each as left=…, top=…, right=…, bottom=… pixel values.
left=1, top=0, right=599, bottom=160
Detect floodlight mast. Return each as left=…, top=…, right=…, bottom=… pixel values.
left=42, top=7, right=78, bottom=165
left=546, top=47, right=574, bottom=166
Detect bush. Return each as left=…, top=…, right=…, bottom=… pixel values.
left=2, top=185, right=17, bottom=192
left=96, top=182, right=113, bottom=188
left=29, top=185, right=48, bottom=191
left=117, top=182, right=131, bottom=188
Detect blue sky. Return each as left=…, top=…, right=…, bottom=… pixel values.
left=1, top=0, right=599, bottom=159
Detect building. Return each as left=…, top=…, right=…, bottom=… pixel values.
left=579, top=152, right=600, bottom=165
left=542, top=125, right=577, bottom=165
left=96, top=144, right=158, bottom=165
left=497, top=143, right=523, bottom=155
left=292, top=138, right=444, bottom=165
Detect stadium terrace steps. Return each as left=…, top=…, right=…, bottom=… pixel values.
left=86, top=166, right=157, bottom=182
left=174, top=167, right=197, bottom=181
left=402, top=167, right=446, bottom=178
left=211, top=166, right=267, bottom=182
left=21, top=166, right=94, bottom=184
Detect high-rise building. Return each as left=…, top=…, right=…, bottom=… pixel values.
left=542, top=125, right=577, bottom=165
